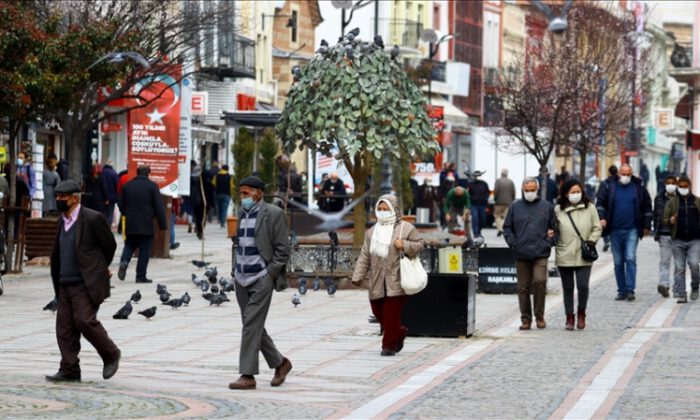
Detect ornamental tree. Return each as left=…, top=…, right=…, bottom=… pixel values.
left=276, top=32, right=438, bottom=247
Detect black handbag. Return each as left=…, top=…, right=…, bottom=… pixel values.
left=567, top=211, right=599, bottom=262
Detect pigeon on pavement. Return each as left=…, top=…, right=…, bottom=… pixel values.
left=130, top=290, right=141, bottom=303
left=113, top=301, right=133, bottom=319
left=156, top=284, right=167, bottom=294
left=43, top=297, right=58, bottom=312
left=191, top=260, right=209, bottom=268
left=162, top=298, right=183, bottom=309
left=159, top=291, right=172, bottom=303
left=291, top=293, right=301, bottom=307
left=138, top=306, right=157, bottom=320
left=181, top=292, right=191, bottom=306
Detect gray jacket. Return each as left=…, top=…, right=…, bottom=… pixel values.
left=234, top=201, right=290, bottom=291
left=494, top=176, right=516, bottom=205
left=503, top=197, right=559, bottom=261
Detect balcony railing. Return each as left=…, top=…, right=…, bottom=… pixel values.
left=202, top=34, right=256, bottom=79
left=378, top=18, right=424, bottom=50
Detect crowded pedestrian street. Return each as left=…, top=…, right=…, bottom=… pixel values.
left=0, top=225, right=698, bottom=419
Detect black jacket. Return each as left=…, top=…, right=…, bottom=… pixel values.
left=118, top=175, right=167, bottom=236
left=595, top=175, right=652, bottom=238
left=503, top=197, right=559, bottom=261
left=468, top=179, right=490, bottom=206
left=653, top=192, right=674, bottom=238
left=51, top=207, right=116, bottom=305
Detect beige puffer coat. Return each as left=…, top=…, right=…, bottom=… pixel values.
left=554, top=203, right=602, bottom=267
left=351, top=195, right=425, bottom=300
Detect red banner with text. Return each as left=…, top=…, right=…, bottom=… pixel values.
left=127, top=66, right=182, bottom=194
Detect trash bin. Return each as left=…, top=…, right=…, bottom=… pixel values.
left=402, top=273, right=476, bottom=337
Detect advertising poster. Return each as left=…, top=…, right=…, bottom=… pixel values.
left=127, top=65, right=181, bottom=196
left=314, top=147, right=354, bottom=192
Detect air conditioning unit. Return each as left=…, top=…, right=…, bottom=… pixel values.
left=219, top=55, right=230, bottom=67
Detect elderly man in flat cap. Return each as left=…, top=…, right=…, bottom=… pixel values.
left=228, top=176, right=292, bottom=390
left=47, top=180, right=121, bottom=382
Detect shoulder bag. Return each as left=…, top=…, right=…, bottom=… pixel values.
left=566, top=210, right=598, bottom=262
left=398, top=222, right=428, bottom=295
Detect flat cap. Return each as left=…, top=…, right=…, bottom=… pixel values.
left=239, top=176, right=266, bottom=190
left=55, top=180, right=81, bottom=194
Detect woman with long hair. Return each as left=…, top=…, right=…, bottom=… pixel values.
left=352, top=194, right=425, bottom=355
left=555, top=179, right=602, bottom=330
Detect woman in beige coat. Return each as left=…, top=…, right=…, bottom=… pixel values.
left=555, top=179, right=602, bottom=331
left=352, top=194, right=425, bottom=356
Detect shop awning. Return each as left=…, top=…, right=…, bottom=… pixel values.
left=428, top=96, right=471, bottom=128
left=222, top=103, right=281, bottom=127
left=192, top=126, right=221, bottom=143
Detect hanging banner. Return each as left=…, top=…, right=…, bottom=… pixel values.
left=128, top=65, right=182, bottom=196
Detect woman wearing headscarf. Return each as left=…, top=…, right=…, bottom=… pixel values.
left=555, top=179, right=602, bottom=330
left=352, top=194, right=425, bottom=356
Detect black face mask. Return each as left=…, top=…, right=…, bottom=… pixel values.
left=56, top=199, right=70, bottom=213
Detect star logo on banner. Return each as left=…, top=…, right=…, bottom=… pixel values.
left=146, top=107, right=166, bottom=125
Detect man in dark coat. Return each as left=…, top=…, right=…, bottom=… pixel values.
left=101, top=161, right=119, bottom=226
left=468, top=170, right=490, bottom=237
left=504, top=177, right=559, bottom=330
left=47, top=180, right=120, bottom=382
left=117, top=166, right=167, bottom=283
left=596, top=164, right=652, bottom=301
left=319, top=172, right=347, bottom=213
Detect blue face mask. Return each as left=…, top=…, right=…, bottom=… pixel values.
left=241, top=197, right=256, bottom=210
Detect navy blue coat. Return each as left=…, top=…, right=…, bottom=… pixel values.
left=595, top=175, right=652, bottom=238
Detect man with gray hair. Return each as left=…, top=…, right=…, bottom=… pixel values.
left=504, top=177, right=559, bottom=330
left=494, top=168, right=516, bottom=237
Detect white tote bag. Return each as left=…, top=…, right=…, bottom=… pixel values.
left=398, top=222, right=428, bottom=295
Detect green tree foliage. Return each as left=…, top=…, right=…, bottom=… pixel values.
left=258, top=128, right=279, bottom=198
left=232, top=127, right=255, bottom=203
left=276, top=32, right=438, bottom=246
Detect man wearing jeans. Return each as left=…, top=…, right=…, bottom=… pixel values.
left=504, top=177, right=559, bottom=330
left=596, top=164, right=652, bottom=301
left=653, top=174, right=677, bottom=297
left=663, top=175, right=700, bottom=303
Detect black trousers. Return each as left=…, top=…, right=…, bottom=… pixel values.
left=56, top=283, right=119, bottom=374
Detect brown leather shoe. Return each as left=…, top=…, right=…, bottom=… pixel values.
left=228, top=375, right=256, bottom=390
left=519, top=323, right=531, bottom=330
left=271, top=357, right=292, bottom=387
left=536, top=317, right=546, bottom=329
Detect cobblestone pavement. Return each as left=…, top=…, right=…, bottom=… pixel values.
left=0, top=224, right=698, bottom=419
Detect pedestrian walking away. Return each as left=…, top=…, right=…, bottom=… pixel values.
left=504, top=177, right=559, bottom=330
left=229, top=176, right=292, bottom=390
left=47, top=180, right=120, bottom=383
left=117, top=166, right=167, bottom=283
left=663, top=175, right=700, bottom=303
left=213, top=164, right=234, bottom=227
left=352, top=194, right=425, bottom=356
left=468, top=170, right=489, bottom=238
left=493, top=168, right=516, bottom=237
left=42, top=154, right=61, bottom=215
left=653, top=174, right=677, bottom=298
left=555, top=179, right=602, bottom=330
left=596, top=164, right=652, bottom=301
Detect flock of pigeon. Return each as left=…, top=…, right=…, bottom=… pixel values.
left=42, top=260, right=237, bottom=320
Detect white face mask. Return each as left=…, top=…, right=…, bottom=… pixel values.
left=665, top=184, right=677, bottom=194
left=376, top=210, right=394, bottom=220
left=523, top=191, right=537, bottom=202
left=678, top=187, right=690, bottom=196
left=619, top=175, right=631, bottom=185
left=569, top=193, right=582, bottom=204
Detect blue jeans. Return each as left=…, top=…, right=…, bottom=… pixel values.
left=611, top=228, right=639, bottom=295
left=217, top=194, right=231, bottom=227
left=471, top=205, right=486, bottom=236
left=120, top=235, right=154, bottom=279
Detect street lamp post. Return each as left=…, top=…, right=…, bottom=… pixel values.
left=421, top=30, right=453, bottom=103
